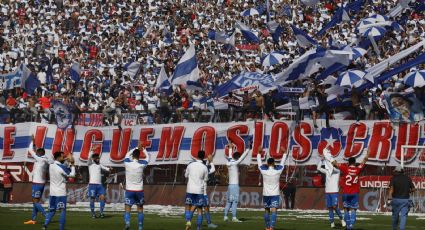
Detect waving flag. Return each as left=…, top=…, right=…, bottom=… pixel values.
left=0, top=64, right=29, bottom=90
left=240, top=8, right=259, bottom=17
left=70, top=62, right=81, bottom=82
left=282, top=4, right=292, bottom=17
left=267, top=20, right=284, bottom=43
left=290, top=24, right=318, bottom=48
left=208, top=30, right=231, bottom=44
left=124, top=61, right=141, bottom=78
left=214, top=72, right=275, bottom=97
left=156, top=66, right=172, bottom=94
left=274, top=48, right=351, bottom=85
left=236, top=21, right=260, bottom=43
left=24, top=72, right=41, bottom=95
left=171, top=44, right=199, bottom=85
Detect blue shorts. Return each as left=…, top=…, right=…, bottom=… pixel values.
left=203, top=195, right=209, bottom=206
left=325, top=193, right=339, bottom=208
left=263, top=195, right=280, bottom=209
left=342, top=194, right=359, bottom=209
left=48, top=196, right=67, bottom=211
left=226, top=184, right=240, bottom=203
left=87, top=184, right=106, bottom=198
left=32, top=184, right=45, bottom=199
left=185, top=193, right=204, bottom=207
left=125, top=191, right=144, bottom=206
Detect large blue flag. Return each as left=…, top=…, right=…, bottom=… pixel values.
left=290, top=24, right=318, bottom=48
left=156, top=66, right=172, bottom=95
left=214, top=72, right=275, bottom=97
left=70, top=62, right=81, bottom=82
left=124, top=61, right=141, bottom=78
left=171, top=44, right=200, bottom=85
left=267, top=21, right=284, bottom=44
left=236, top=21, right=260, bottom=43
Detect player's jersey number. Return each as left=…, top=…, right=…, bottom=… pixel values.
left=345, top=175, right=358, bottom=186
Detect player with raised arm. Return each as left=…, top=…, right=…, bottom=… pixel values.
left=317, top=148, right=346, bottom=228
left=87, top=145, right=111, bottom=218
left=202, top=154, right=218, bottom=228
left=327, top=150, right=369, bottom=230
left=223, top=141, right=250, bottom=222
left=257, top=146, right=288, bottom=230
left=123, top=142, right=150, bottom=230
left=184, top=150, right=209, bottom=230
left=24, top=136, right=52, bottom=225
left=43, top=152, right=76, bottom=230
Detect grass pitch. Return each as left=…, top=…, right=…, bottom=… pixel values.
left=0, top=206, right=423, bottom=230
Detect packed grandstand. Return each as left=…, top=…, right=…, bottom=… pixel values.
left=0, top=1, right=424, bottom=230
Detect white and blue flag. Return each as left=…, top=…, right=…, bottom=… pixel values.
left=208, top=30, right=230, bottom=43
left=171, top=44, right=199, bottom=85
left=267, top=20, right=284, bottom=43
left=215, top=72, right=275, bottom=97
left=0, top=64, right=38, bottom=93
left=156, top=66, right=172, bottom=94
left=290, top=24, right=318, bottom=48
left=274, top=48, right=351, bottom=85
left=70, top=62, right=81, bottom=82
left=0, top=64, right=27, bottom=90
left=236, top=21, right=260, bottom=43
left=124, top=61, right=141, bottom=78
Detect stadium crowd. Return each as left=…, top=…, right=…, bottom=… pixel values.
left=0, top=0, right=424, bottom=126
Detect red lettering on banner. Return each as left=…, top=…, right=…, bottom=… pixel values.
left=156, top=126, right=185, bottom=160
left=368, top=122, right=393, bottom=161
left=80, top=129, right=104, bottom=161
left=417, top=125, right=425, bottom=164
left=34, top=126, right=47, bottom=148
left=226, top=125, right=249, bottom=156
left=191, top=126, right=216, bottom=158
left=395, top=123, right=420, bottom=163
left=252, top=122, right=265, bottom=158
left=52, top=129, right=76, bottom=155
left=291, top=122, right=312, bottom=162
left=3, top=127, right=16, bottom=159
left=110, top=128, right=132, bottom=162
left=344, top=123, right=367, bottom=158
left=139, top=128, right=154, bottom=149
left=63, top=129, right=75, bottom=153
left=269, top=122, right=289, bottom=160
left=52, top=129, right=65, bottom=154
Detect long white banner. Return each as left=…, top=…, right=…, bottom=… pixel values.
left=0, top=121, right=424, bottom=167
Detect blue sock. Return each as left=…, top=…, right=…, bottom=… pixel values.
left=335, top=208, right=343, bottom=219
left=59, top=210, right=66, bottom=230
left=44, top=210, right=55, bottom=226
left=231, top=201, right=238, bottom=218
left=197, top=214, right=203, bottom=229
left=36, top=203, right=46, bottom=217
left=32, top=203, right=37, bottom=221
left=344, top=210, right=351, bottom=227
left=138, top=212, right=144, bottom=228
left=264, top=213, right=270, bottom=228
left=271, top=212, right=277, bottom=228
left=185, top=210, right=192, bottom=222
left=329, top=209, right=335, bottom=223
left=100, top=200, right=105, bottom=214
left=205, top=212, right=212, bottom=224
left=90, top=199, right=95, bottom=215
left=350, top=210, right=356, bottom=227
left=224, top=202, right=231, bottom=217
left=124, top=211, right=131, bottom=225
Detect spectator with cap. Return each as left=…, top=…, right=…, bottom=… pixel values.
left=388, top=166, right=416, bottom=230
